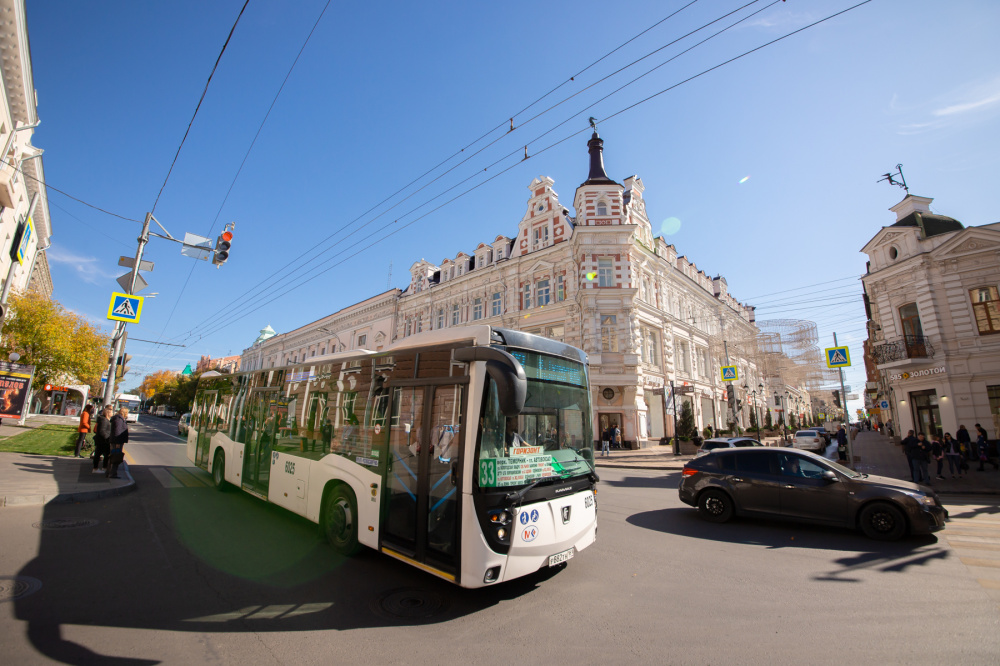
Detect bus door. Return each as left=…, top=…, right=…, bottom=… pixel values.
left=195, top=390, right=218, bottom=467
left=242, top=389, right=277, bottom=498
left=382, top=382, right=465, bottom=575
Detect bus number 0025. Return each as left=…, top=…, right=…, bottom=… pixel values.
left=285, top=460, right=295, bottom=475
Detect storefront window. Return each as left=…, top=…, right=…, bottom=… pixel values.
left=910, top=389, right=941, bottom=439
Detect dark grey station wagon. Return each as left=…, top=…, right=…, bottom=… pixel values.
left=678, top=447, right=947, bottom=540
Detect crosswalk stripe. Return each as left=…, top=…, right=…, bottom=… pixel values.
left=978, top=579, right=1000, bottom=589
left=959, top=557, right=1000, bottom=569
left=172, top=467, right=210, bottom=487
left=149, top=467, right=184, bottom=488
left=946, top=541, right=1000, bottom=551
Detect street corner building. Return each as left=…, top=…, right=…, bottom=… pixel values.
left=243, top=132, right=777, bottom=448
left=0, top=0, right=53, bottom=305
left=861, top=193, right=1000, bottom=440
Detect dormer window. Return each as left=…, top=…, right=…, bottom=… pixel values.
left=888, top=246, right=899, bottom=261
left=532, top=225, right=549, bottom=250
left=597, top=200, right=608, bottom=216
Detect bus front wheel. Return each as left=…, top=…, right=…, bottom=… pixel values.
left=323, top=485, right=361, bottom=555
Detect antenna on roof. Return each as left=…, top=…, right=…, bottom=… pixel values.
left=877, top=163, right=909, bottom=193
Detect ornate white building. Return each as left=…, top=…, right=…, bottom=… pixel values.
left=0, top=0, right=52, bottom=306
left=396, top=132, right=761, bottom=446
left=242, top=133, right=768, bottom=446
left=862, top=194, right=1000, bottom=439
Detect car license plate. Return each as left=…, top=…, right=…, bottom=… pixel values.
left=548, top=547, right=575, bottom=566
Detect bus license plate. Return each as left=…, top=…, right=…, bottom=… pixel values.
left=548, top=547, right=575, bottom=566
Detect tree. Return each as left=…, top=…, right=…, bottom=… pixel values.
left=0, top=290, right=109, bottom=389
left=789, top=413, right=797, bottom=430
left=749, top=407, right=758, bottom=431
left=139, top=369, right=179, bottom=401
left=764, top=410, right=773, bottom=430
left=676, top=399, right=696, bottom=441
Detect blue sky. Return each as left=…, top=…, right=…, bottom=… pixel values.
left=26, top=0, right=1000, bottom=415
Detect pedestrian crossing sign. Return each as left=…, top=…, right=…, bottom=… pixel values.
left=107, top=292, right=144, bottom=323
left=720, top=365, right=738, bottom=381
left=825, top=346, right=851, bottom=368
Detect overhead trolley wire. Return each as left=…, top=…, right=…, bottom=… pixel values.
left=147, top=0, right=876, bottom=364
left=154, top=0, right=787, bottom=349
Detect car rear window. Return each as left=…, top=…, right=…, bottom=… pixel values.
left=796, top=431, right=816, bottom=437
left=733, top=439, right=756, bottom=447
left=703, top=441, right=727, bottom=450
left=735, top=450, right=776, bottom=475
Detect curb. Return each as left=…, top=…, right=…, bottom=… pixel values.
left=1, top=461, right=136, bottom=507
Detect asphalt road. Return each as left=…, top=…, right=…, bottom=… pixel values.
left=1, top=420, right=998, bottom=665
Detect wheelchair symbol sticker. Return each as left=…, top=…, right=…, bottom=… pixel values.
left=530, top=509, right=539, bottom=522
left=520, top=511, right=529, bottom=525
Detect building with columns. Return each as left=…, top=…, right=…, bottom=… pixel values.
left=239, top=133, right=795, bottom=446
left=0, top=0, right=53, bottom=307
left=862, top=193, right=1000, bottom=439
left=396, top=131, right=761, bottom=446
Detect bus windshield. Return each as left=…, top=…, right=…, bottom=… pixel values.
left=476, top=349, right=594, bottom=489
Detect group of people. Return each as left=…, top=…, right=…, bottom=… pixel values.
left=74, top=404, right=130, bottom=478
left=901, top=424, right=995, bottom=485
left=600, top=423, right=621, bottom=456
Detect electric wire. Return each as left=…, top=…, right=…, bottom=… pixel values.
left=140, top=0, right=876, bottom=370
left=145, top=0, right=779, bottom=353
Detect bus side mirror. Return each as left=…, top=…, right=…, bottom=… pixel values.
left=453, top=346, right=526, bottom=416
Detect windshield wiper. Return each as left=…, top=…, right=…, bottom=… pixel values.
left=505, top=477, right=550, bottom=504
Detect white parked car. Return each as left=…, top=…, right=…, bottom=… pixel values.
left=792, top=430, right=825, bottom=452
left=177, top=413, right=191, bottom=436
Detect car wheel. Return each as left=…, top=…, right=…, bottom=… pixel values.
left=859, top=502, right=906, bottom=541
left=697, top=489, right=734, bottom=523
left=212, top=450, right=228, bottom=491
left=323, top=485, right=361, bottom=555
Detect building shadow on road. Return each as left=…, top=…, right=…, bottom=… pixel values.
left=13, top=466, right=563, bottom=665
left=627, top=507, right=949, bottom=583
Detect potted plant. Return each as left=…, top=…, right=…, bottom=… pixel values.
left=676, top=401, right=699, bottom=453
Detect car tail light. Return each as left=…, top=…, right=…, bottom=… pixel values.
left=681, top=467, right=698, bottom=477
left=813, top=438, right=820, bottom=443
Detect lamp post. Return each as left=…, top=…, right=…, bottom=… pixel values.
left=743, top=382, right=764, bottom=443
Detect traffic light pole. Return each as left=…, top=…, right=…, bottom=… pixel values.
left=101, top=213, right=151, bottom=407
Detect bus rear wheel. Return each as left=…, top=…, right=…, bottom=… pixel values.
left=212, top=450, right=228, bottom=491
left=323, top=485, right=360, bottom=555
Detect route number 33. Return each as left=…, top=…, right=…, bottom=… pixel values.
left=478, top=460, right=496, bottom=487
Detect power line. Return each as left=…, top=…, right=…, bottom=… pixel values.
left=142, top=0, right=876, bottom=368
left=150, top=0, right=251, bottom=214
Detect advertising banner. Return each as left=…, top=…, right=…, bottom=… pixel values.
left=0, top=361, right=35, bottom=419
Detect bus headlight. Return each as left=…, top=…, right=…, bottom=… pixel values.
left=496, top=528, right=506, bottom=540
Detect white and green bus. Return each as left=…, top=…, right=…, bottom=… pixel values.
left=187, top=326, right=598, bottom=588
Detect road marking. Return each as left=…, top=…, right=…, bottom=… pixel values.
left=978, top=579, right=1000, bottom=590
left=941, top=496, right=1000, bottom=595
left=960, top=558, right=1000, bottom=569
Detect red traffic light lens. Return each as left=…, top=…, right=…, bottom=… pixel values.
left=221, top=231, right=233, bottom=242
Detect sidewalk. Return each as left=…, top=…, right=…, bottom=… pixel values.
left=0, top=415, right=135, bottom=507
left=596, top=430, right=1000, bottom=495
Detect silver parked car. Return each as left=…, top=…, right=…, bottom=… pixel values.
left=177, top=413, right=191, bottom=436
left=695, top=437, right=761, bottom=457
left=792, top=430, right=825, bottom=452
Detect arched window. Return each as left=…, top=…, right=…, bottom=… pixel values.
left=597, top=200, right=608, bottom=216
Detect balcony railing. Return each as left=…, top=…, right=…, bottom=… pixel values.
left=872, top=335, right=934, bottom=364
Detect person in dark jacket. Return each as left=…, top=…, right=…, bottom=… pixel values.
left=92, top=405, right=113, bottom=472
left=836, top=426, right=848, bottom=461
left=901, top=430, right=919, bottom=482
left=913, top=433, right=932, bottom=485
left=931, top=435, right=945, bottom=480
left=943, top=433, right=964, bottom=478
left=957, top=425, right=973, bottom=462
left=107, top=407, right=130, bottom=479
left=974, top=423, right=997, bottom=472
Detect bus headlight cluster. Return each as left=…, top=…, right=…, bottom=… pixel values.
left=487, top=509, right=511, bottom=544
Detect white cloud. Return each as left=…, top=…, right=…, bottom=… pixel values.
left=932, top=89, right=1000, bottom=117
left=46, top=245, right=118, bottom=285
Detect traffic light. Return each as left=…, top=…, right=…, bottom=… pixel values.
left=832, top=389, right=841, bottom=408
left=115, top=353, right=131, bottom=380
left=213, top=224, right=234, bottom=267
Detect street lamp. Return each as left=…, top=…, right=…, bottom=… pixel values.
left=743, top=382, right=764, bottom=443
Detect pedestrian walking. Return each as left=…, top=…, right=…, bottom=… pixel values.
left=914, top=433, right=932, bottom=485
left=610, top=423, right=621, bottom=451
left=601, top=426, right=610, bottom=457
left=957, top=425, right=973, bottom=462
left=106, top=407, right=130, bottom=479
left=931, top=435, right=945, bottom=480
left=74, top=404, right=95, bottom=457
left=836, top=425, right=848, bottom=462
left=943, top=433, right=964, bottom=478
left=974, top=423, right=997, bottom=472
left=901, top=430, right=919, bottom=482
left=92, top=405, right=113, bottom=472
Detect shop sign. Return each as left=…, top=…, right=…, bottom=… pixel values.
left=888, top=366, right=946, bottom=382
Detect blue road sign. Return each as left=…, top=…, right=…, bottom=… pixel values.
left=825, top=346, right=851, bottom=368
left=879, top=400, right=889, bottom=409
left=107, top=292, right=144, bottom=324
left=720, top=365, right=738, bottom=381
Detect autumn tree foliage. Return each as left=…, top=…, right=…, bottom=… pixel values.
left=139, top=369, right=179, bottom=400
left=0, top=290, right=110, bottom=389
